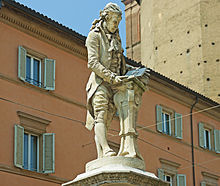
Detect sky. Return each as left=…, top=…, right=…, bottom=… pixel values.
left=15, top=0, right=126, bottom=51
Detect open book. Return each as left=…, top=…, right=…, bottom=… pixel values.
left=125, top=67, right=147, bottom=78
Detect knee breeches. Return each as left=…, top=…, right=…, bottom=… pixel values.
left=92, top=84, right=116, bottom=129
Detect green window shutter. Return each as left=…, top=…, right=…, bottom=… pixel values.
left=156, top=105, right=163, bottom=132
left=43, top=133, right=55, bottom=173
left=201, top=181, right=206, bottom=186
left=18, top=46, right=26, bottom=81
left=14, top=125, right=24, bottom=168
left=175, top=113, right=183, bottom=139
left=214, top=129, right=220, bottom=153
left=157, top=168, right=164, bottom=180
left=199, top=122, right=205, bottom=148
left=177, top=174, right=186, bottom=186
left=44, top=58, right=55, bottom=90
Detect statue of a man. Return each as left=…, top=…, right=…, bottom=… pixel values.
left=85, top=3, right=126, bottom=158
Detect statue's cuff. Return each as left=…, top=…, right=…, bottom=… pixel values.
left=109, top=73, right=116, bottom=84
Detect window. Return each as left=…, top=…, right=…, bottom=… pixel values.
left=14, top=111, right=55, bottom=173
left=18, top=46, right=55, bottom=90
left=198, top=122, right=220, bottom=153
left=156, top=105, right=183, bottom=139
left=204, top=129, right=211, bottom=150
left=158, top=170, right=186, bottom=186
left=162, top=112, right=171, bottom=135
left=158, top=158, right=182, bottom=186
left=26, top=55, right=41, bottom=86
left=23, top=133, right=39, bottom=171
left=164, top=174, right=173, bottom=186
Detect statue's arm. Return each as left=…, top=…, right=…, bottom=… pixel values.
left=86, top=31, right=116, bottom=84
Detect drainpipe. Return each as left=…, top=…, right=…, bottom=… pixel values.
left=190, top=96, right=198, bottom=186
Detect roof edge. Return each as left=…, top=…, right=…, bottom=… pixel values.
left=2, top=0, right=86, bottom=44
left=125, top=57, right=220, bottom=107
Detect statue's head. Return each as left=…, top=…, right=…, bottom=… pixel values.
left=100, top=3, right=122, bottom=33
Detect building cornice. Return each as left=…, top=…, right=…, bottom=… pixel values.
left=0, top=1, right=87, bottom=60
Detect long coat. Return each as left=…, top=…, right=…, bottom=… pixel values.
left=85, top=22, right=126, bottom=130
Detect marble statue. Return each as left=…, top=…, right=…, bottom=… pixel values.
left=62, top=3, right=169, bottom=186
left=85, top=2, right=149, bottom=160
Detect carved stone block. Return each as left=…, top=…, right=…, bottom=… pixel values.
left=62, top=164, right=169, bottom=186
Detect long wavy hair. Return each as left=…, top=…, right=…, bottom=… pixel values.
left=90, top=3, right=122, bottom=31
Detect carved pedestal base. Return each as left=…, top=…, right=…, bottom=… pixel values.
left=62, top=157, right=169, bottom=186
left=86, top=156, right=145, bottom=172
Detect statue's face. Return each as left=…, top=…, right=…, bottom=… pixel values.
left=106, top=12, right=121, bottom=33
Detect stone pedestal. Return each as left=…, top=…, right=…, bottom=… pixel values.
left=86, top=157, right=145, bottom=172
left=62, top=157, right=169, bottom=186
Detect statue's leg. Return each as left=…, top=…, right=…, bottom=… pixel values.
left=94, top=111, right=116, bottom=157
left=92, top=85, right=116, bottom=158
left=95, top=135, right=103, bottom=158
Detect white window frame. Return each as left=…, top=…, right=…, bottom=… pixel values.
left=204, top=129, right=211, bottom=150
left=162, top=111, right=171, bottom=135
left=24, top=132, right=39, bottom=172
left=26, top=54, right=42, bottom=87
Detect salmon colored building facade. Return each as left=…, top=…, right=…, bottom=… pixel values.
left=0, top=1, right=219, bottom=186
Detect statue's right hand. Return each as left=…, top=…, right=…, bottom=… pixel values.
left=113, top=76, right=127, bottom=84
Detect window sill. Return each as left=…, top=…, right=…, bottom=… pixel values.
left=160, top=131, right=182, bottom=140
left=200, top=147, right=214, bottom=153
left=19, top=79, right=48, bottom=92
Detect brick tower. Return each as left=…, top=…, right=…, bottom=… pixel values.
left=123, top=0, right=220, bottom=103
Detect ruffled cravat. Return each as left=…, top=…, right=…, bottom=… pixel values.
left=106, top=33, right=120, bottom=52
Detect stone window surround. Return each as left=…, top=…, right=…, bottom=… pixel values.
left=16, top=111, right=52, bottom=172
left=17, top=111, right=51, bottom=134
left=22, top=45, right=48, bottom=61
left=159, top=158, right=181, bottom=186
left=201, top=171, right=219, bottom=186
